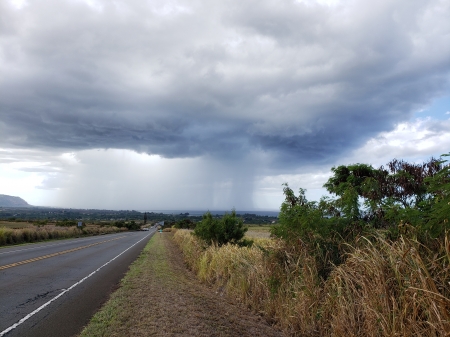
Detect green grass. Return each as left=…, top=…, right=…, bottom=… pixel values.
left=79, top=234, right=173, bottom=336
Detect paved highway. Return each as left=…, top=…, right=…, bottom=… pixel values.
left=0, top=229, right=155, bottom=337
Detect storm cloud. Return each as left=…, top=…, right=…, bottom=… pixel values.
left=1, top=0, right=449, bottom=209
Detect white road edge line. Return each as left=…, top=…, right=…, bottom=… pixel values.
left=0, top=232, right=152, bottom=337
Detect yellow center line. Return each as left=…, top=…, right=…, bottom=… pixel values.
left=0, top=235, right=128, bottom=271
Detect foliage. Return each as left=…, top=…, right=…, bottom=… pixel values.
left=114, top=220, right=126, bottom=228
left=126, top=220, right=140, bottom=230
left=272, top=154, right=450, bottom=277
left=194, top=209, right=248, bottom=246
left=423, top=153, right=450, bottom=236
left=173, top=218, right=196, bottom=229
left=171, top=153, right=450, bottom=336
left=321, top=156, right=447, bottom=235
left=271, top=184, right=350, bottom=278
left=56, top=219, right=77, bottom=227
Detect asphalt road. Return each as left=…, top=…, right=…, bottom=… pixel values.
left=0, top=229, right=155, bottom=337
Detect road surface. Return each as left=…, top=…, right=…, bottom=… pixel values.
left=0, top=229, right=155, bottom=337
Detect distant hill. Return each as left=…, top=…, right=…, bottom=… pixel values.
left=0, top=194, right=31, bottom=207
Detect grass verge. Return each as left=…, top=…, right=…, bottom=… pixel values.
left=79, top=231, right=284, bottom=337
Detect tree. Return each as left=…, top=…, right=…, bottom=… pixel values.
left=271, top=184, right=347, bottom=278
left=125, top=220, right=140, bottom=230
left=423, top=153, right=450, bottom=236
left=323, top=159, right=444, bottom=229
left=272, top=183, right=326, bottom=239
left=194, top=210, right=247, bottom=246
left=174, top=218, right=196, bottom=229
left=381, top=158, right=442, bottom=208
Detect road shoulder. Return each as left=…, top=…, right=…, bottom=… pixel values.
left=79, top=231, right=284, bottom=337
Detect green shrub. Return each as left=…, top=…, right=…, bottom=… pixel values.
left=194, top=210, right=248, bottom=246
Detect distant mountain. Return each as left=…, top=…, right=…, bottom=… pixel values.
left=0, top=194, right=31, bottom=207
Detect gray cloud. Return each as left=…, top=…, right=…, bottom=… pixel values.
left=1, top=0, right=450, bottom=171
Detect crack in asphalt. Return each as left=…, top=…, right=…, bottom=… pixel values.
left=17, top=290, right=61, bottom=307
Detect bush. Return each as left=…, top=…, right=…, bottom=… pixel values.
left=194, top=210, right=248, bottom=246
left=174, top=218, right=196, bottom=229
left=126, top=220, right=140, bottom=230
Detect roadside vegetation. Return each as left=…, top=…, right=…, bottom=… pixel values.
left=173, top=153, right=450, bottom=336
left=79, top=230, right=283, bottom=337
left=0, top=223, right=127, bottom=246
left=193, top=209, right=251, bottom=246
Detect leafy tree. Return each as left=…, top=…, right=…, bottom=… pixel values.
left=274, top=155, right=449, bottom=279
left=323, top=159, right=443, bottom=230
left=423, top=153, right=450, bottom=236
left=194, top=210, right=248, bottom=246
left=126, top=220, right=140, bottom=230
left=272, top=184, right=327, bottom=239
left=174, top=218, right=196, bottom=229
left=272, top=184, right=348, bottom=278
left=114, top=220, right=126, bottom=228
left=381, top=158, right=442, bottom=208
left=324, top=164, right=378, bottom=221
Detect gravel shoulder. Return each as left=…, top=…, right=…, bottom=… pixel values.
left=79, top=231, right=284, bottom=337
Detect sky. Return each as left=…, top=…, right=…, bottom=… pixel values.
left=1, top=0, right=450, bottom=211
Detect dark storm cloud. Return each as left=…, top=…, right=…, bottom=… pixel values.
left=1, top=0, right=449, bottom=168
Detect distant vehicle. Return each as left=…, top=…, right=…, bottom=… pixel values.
left=142, top=228, right=150, bottom=231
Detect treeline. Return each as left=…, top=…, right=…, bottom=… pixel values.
left=0, top=208, right=145, bottom=221
left=1, top=207, right=278, bottom=225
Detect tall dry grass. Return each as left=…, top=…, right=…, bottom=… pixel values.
left=173, top=229, right=450, bottom=336
left=0, top=225, right=126, bottom=246
left=320, top=235, right=450, bottom=336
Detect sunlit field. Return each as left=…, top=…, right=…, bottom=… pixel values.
left=0, top=221, right=34, bottom=229
left=245, top=225, right=272, bottom=239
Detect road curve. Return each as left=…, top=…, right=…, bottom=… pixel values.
left=0, top=229, right=155, bottom=337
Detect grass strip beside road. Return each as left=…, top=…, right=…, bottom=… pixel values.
left=79, top=231, right=284, bottom=337
left=78, top=232, right=171, bottom=337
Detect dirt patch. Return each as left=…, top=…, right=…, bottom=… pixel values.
left=80, top=231, right=284, bottom=337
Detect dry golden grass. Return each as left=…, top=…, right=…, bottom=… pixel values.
left=173, top=229, right=450, bottom=336
left=321, top=235, right=450, bottom=336
left=0, top=225, right=125, bottom=246
left=246, top=226, right=272, bottom=239
left=0, top=221, right=34, bottom=229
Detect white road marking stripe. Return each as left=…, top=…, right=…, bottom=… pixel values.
left=0, top=232, right=151, bottom=337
